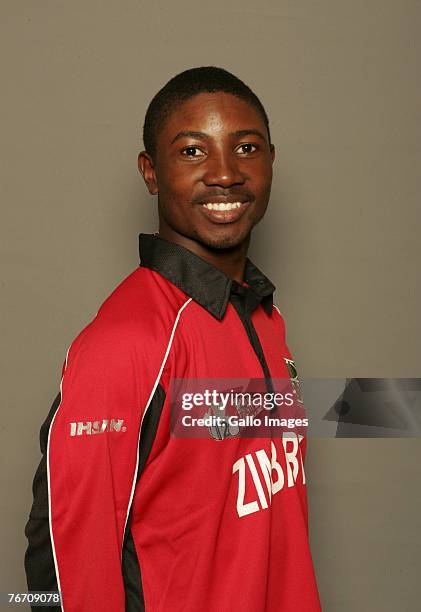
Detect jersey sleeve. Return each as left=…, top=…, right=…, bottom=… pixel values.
left=25, top=323, right=145, bottom=612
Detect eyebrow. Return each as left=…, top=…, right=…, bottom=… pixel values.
left=170, top=128, right=267, bottom=144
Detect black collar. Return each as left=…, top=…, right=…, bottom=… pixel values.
left=138, top=233, right=275, bottom=320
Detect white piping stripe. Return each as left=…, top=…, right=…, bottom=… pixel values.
left=121, top=297, right=193, bottom=555
left=272, top=304, right=282, bottom=316
left=46, top=297, right=193, bottom=609
left=47, top=345, right=71, bottom=612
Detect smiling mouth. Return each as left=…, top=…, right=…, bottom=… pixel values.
left=202, top=201, right=243, bottom=211
left=199, top=200, right=250, bottom=224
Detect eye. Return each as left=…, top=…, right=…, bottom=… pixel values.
left=181, top=146, right=205, bottom=157
left=236, top=143, right=258, bottom=155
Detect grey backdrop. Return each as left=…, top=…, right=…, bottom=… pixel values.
left=1, top=1, right=420, bottom=610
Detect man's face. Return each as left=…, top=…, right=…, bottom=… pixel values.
left=139, top=91, right=275, bottom=250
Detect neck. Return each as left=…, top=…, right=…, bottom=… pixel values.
left=157, top=227, right=250, bottom=283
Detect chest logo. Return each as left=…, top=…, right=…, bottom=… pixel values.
left=284, top=358, right=304, bottom=404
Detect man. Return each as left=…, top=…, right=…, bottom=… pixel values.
left=24, top=66, right=321, bottom=611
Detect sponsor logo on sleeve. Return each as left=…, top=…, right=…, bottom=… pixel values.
left=69, top=419, right=126, bottom=437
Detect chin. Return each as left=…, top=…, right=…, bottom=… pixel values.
left=195, top=228, right=250, bottom=251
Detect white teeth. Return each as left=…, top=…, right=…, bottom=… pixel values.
left=202, top=202, right=243, bottom=211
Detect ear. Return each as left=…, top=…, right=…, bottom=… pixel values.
left=270, top=143, right=275, bottom=163
left=138, top=151, right=158, bottom=195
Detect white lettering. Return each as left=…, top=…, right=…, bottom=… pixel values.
left=282, top=433, right=300, bottom=487
left=232, top=433, right=306, bottom=517
left=69, top=418, right=126, bottom=437
left=246, top=454, right=268, bottom=509
left=109, top=418, right=125, bottom=433
left=232, top=457, right=260, bottom=517
left=77, top=421, right=92, bottom=436
left=91, top=419, right=109, bottom=434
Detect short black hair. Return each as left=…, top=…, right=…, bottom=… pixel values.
left=142, top=66, right=272, bottom=161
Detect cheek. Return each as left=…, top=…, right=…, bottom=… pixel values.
left=258, top=168, right=273, bottom=197
left=245, top=158, right=272, bottom=185
left=256, top=158, right=273, bottom=181
left=159, top=167, right=197, bottom=199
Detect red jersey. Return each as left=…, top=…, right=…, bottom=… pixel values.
left=24, top=233, right=321, bottom=611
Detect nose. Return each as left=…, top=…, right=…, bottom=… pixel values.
left=202, top=149, right=246, bottom=188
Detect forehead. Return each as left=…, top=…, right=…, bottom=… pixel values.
left=160, top=92, right=267, bottom=139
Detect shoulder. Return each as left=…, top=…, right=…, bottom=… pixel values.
left=272, top=303, right=287, bottom=333
left=98, top=266, right=191, bottom=327
left=63, top=266, right=191, bottom=374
